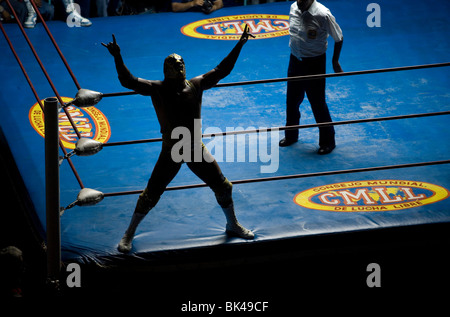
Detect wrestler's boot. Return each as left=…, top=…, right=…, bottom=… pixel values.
left=215, top=179, right=254, bottom=239
left=222, top=202, right=254, bottom=239
left=118, top=189, right=156, bottom=253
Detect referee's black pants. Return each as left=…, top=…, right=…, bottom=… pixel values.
left=284, top=53, right=335, bottom=147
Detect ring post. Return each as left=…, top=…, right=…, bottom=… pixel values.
left=44, top=97, right=61, bottom=290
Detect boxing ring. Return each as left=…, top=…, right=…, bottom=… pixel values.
left=1, top=0, right=450, bottom=293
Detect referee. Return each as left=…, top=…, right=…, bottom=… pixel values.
left=280, top=0, right=343, bottom=155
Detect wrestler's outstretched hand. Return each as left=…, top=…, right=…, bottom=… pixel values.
left=102, top=34, right=121, bottom=57
left=239, top=24, right=255, bottom=44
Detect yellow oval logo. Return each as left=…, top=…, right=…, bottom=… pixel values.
left=29, top=97, right=111, bottom=149
left=294, top=180, right=449, bottom=212
left=181, top=14, right=290, bottom=40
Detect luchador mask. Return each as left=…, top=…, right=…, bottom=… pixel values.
left=164, top=53, right=186, bottom=80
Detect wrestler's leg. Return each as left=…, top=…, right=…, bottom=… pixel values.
left=187, top=144, right=254, bottom=239
left=118, top=148, right=182, bottom=253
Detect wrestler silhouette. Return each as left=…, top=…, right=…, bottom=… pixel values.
left=102, top=26, right=255, bottom=253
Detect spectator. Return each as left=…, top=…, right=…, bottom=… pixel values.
left=0, top=246, right=24, bottom=298
left=172, top=0, right=223, bottom=14
left=96, top=0, right=121, bottom=17
left=23, top=0, right=54, bottom=28
left=0, top=0, right=27, bottom=24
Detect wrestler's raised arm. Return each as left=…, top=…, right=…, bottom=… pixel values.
left=195, top=24, right=254, bottom=90
left=102, top=34, right=155, bottom=96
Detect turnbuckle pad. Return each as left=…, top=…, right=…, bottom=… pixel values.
left=74, top=138, right=103, bottom=156
left=76, top=188, right=104, bottom=206
left=59, top=138, right=103, bottom=165
left=65, top=88, right=103, bottom=108
left=61, top=188, right=104, bottom=215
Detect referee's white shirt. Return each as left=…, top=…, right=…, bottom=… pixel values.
left=289, top=0, right=343, bottom=59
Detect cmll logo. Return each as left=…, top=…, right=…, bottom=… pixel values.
left=29, top=97, right=111, bottom=149
left=181, top=14, right=290, bottom=40
left=294, top=180, right=449, bottom=212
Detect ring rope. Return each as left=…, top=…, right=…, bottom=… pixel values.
left=100, top=62, right=450, bottom=99
left=102, top=110, right=450, bottom=147
left=4, top=0, right=82, bottom=140
left=0, top=21, right=85, bottom=189
left=28, top=0, right=81, bottom=91
left=216, top=62, right=450, bottom=88
left=3, top=5, right=449, bottom=204
left=103, top=159, right=450, bottom=197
